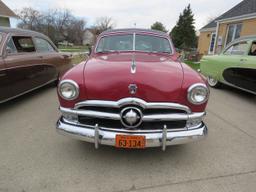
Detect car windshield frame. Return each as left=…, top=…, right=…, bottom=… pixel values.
left=95, top=33, right=173, bottom=54
left=0, top=33, right=3, bottom=43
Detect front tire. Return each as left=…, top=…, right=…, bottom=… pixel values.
left=207, top=76, right=221, bottom=88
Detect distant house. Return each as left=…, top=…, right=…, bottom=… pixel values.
left=198, top=0, right=256, bottom=55
left=83, top=29, right=95, bottom=45
left=0, top=1, right=17, bottom=27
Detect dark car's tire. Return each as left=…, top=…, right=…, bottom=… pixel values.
left=207, top=76, right=221, bottom=88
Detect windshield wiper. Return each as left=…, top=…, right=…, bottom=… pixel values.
left=152, top=51, right=171, bottom=54
left=96, top=50, right=119, bottom=54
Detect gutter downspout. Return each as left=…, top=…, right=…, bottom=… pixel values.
left=213, top=21, right=219, bottom=55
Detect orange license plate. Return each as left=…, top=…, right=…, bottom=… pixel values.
left=115, top=135, right=146, bottom=149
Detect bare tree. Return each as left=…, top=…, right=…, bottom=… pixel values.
left=16, top=7, right=43, bottom=30
left=67, top=19, right=87, bottom=44
left=16, top=7, right=87, bottom=45
left=92, top=17, right=115, bottom=35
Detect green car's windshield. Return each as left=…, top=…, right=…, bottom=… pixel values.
left=96, top=34, right=172, bottom=54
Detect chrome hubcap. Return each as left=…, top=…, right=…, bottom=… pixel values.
left=207, top=76, right=218, bottom=86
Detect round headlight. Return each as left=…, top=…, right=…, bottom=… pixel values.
left=58, top=80, right=79, bottom=100
left=187, top=83, right=209, bottom=105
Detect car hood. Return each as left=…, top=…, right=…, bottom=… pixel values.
left=83, top=52, right=184, bottom=102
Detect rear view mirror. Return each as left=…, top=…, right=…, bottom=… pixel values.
left=178, top=54, right=185, bottom=62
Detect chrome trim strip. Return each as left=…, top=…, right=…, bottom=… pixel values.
left=143, top=114, right=187, bottom=121
left=60, top=107, right=205, bottom=121
left=132, top=33, right=135, bottom=52
left=143, top=112, right=205, bottom=121
left=74, top=98, right=191, bottom=113
left=60, top=107, right=120, bottom=120
left=221, top=79, right=256, bottom=95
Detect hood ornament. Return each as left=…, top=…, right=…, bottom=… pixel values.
left=129, top=84, right=137, bottom=95
left=131, top=54, right=136, bottom=74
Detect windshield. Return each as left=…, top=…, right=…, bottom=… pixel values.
left=96, top=34, right=172, bottom=54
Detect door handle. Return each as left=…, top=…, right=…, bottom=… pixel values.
left=0, top=73, right=6, bottom=77
left=62, top=54, right=72, bottom=59
left=38, top=56, right=43, bottom=59
left=240, top=58, right=247, bottom=62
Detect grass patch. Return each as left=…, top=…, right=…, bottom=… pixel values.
left=59, top=45, right=88, bottom=53
left=184, top=60, right=200, bottom=71
left=71, top=54, right=88, bottom=65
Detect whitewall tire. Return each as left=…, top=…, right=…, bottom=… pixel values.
left=207, top=76, right=221, bottom=88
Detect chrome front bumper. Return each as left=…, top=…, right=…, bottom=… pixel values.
left=56, top=117, right=207, bottom=150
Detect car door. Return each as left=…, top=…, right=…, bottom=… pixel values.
left=3, top=35, right=45, bottom=98
left=217, top=41, right=249, bottom=85
left=0, top=58, right=10, bottom=102
left=237, top=40, right=256, bottom=93
left=33, top=37, right=72, bottom=78
left=0, top=32, right=11, bottom=102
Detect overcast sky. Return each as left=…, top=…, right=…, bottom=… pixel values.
left=5, top=0, right=242, bottom=31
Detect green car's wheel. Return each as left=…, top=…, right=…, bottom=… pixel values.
left=207, top=76, right=221, bottom=88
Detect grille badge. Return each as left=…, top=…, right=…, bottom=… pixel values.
left=120, top=107, right=142, bottom=128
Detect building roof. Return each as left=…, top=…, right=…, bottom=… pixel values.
left=201, top=0, right=256, bottom=30
left=217, top=0, right=256, bottom=21
left=0, top=0, right=17, bottom=18
left=201, top=20, right=217, bottom=30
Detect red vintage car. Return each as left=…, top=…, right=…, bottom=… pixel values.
left=56, top=29, right=209, bottom=150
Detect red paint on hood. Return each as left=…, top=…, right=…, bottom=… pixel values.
left=83, top=52, right=184, bottom=102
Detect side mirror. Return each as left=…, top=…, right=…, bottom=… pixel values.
left=88, top=46, right=94, bottom=55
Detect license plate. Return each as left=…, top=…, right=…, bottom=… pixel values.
left=115, top=135, right=146, bottom=149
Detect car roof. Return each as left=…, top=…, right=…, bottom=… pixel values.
left=0, top=27, right=49, bottom=39
left=232, top=35, right=256, bottom=43
left=100, top=28, right=169, bottom=37
left=225, top=35, right=256, bottom=49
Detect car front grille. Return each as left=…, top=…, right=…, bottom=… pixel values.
left=74, top=98, right=190, bottom=131
left=78, top=116, right=187, bottom=130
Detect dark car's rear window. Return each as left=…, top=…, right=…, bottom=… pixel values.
left=12, top=36, right=36, bottom=53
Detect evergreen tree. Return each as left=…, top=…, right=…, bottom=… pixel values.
left=170, top=4, right=197, bottom=49
left=151, top=21, right=167, bottom=32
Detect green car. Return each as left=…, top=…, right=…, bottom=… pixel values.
left=200, top=36, right=256, bottom=94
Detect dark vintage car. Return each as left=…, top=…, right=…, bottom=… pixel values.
left=56, top=29, right=209, bottom=150
left=0, top=27, right=72, bottom=103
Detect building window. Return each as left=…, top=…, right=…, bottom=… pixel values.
left=208, top=32, right=216, bottom=54
left=225, top=23, right=242, bottom=46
